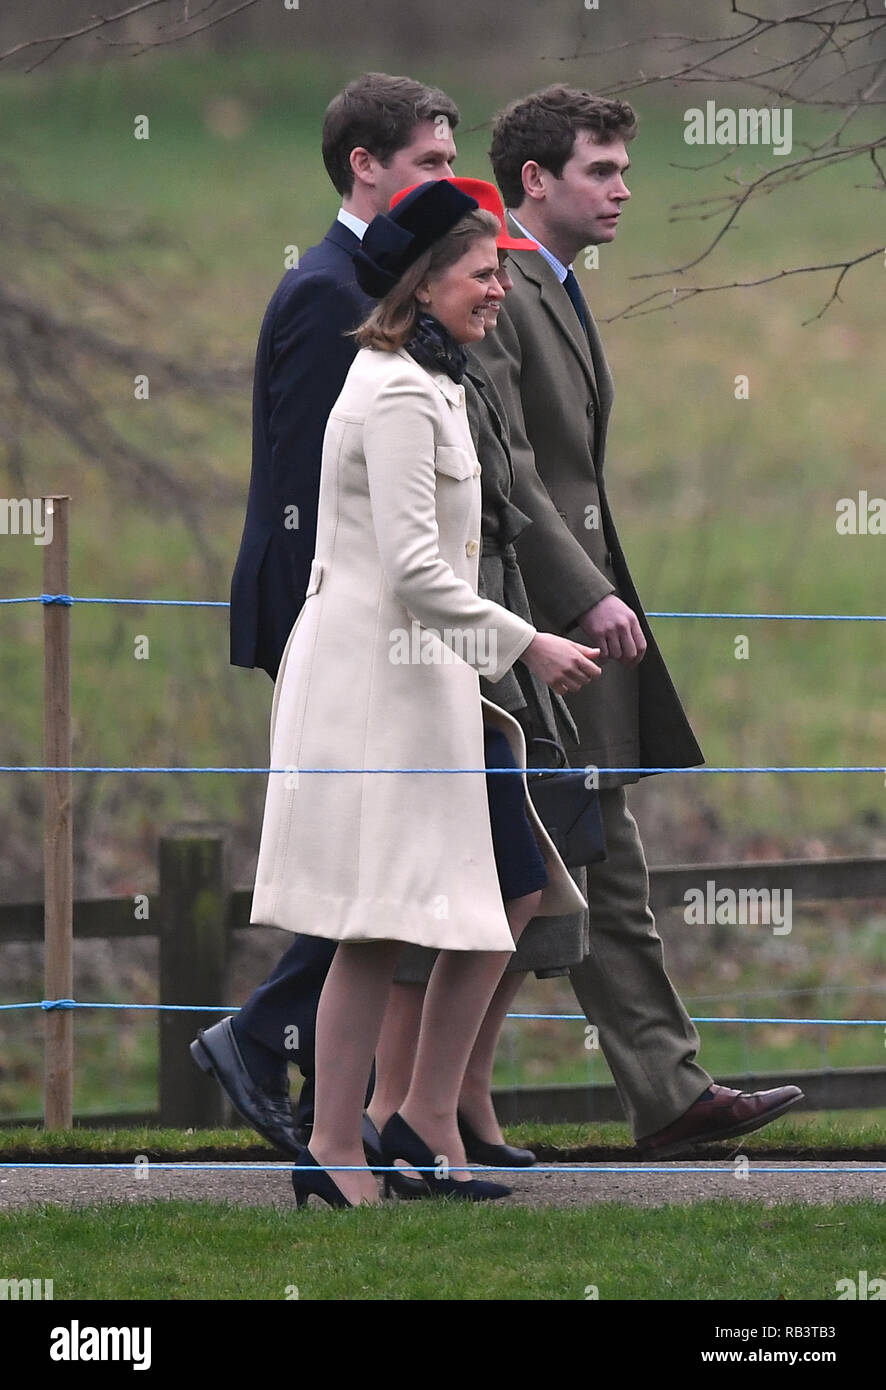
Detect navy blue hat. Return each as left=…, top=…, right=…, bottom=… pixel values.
left=353, top=179, right=480, bottom=299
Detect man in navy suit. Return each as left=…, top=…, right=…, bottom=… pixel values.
left=191, top=74, right=461, bottom=1154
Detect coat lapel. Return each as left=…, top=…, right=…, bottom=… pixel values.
left=396, top=347, right=464, bottom=406
left=430, top=372, right=464, bottom=407
left=583, top=303, right=614, bottom=420
left=323, top=218, right=361, bottom=254
left=465, top=370, right=513, bottom=489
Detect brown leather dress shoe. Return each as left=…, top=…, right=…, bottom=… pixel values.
left=637, top=1083, right=804, bottom=1159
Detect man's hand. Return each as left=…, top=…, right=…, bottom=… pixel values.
left=578, top=594, right=647, bottom=667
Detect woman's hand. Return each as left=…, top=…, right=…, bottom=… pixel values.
left=520, top=633, right=602, bottom=694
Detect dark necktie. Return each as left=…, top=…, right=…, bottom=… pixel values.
left=562, top=267, right=587, bottom=334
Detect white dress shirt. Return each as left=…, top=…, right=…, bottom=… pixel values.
left=507, top=211, right=571, bottom=282
left=336, top=207, right=369, bottom=241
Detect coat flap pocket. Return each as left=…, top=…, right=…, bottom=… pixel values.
left=433, top=445, right=476, bottom=481
left=305, top=559, right=324, bottom=596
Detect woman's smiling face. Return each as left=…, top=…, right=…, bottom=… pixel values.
left=417, top=235, right=505, bottom=344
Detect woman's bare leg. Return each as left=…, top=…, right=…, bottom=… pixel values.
left=398, top=889, right=542, bottom=1181
left=366, top=981, right=426, bottom=1138
left=370, top=899, right=537, bottom=1138
left=308, top=938, right=403, bottom=1206
left=458, top=968, right=527, bottom=1144
left=459, top=888, right=541, bottom=1143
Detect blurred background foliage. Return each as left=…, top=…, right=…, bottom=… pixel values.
left=0, top=2, right=884, bottom=1117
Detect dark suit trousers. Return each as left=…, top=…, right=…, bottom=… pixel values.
left=568, top=787, right=712, bottom=1140
left=235, top=934, right=337, bottom=1126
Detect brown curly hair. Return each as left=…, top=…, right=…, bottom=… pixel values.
left=490, top=85, right=637, bottom=208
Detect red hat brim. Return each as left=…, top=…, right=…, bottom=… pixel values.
left=496, top=231, right=540, bottom=251
left=390, top=179, right=539, bottom=253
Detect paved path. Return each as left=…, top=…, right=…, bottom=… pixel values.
left=2, top=1161, right=885, bottom=1211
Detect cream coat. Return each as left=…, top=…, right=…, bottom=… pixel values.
left=249, top=345, right=588, bottom=950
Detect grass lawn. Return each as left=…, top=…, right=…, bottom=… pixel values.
left=2, top=1121, right=883, bottom=1300
left=0, top=1197, right=883, bottom=1300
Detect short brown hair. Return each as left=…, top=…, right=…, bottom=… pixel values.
left=490, top=85, right=637, bottom=208
left=353, top=209, right=501, bottom=352
left=322, top=73, right=460, bottom=197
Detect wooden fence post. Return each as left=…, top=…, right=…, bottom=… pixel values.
left=43, top=494, right=73, bottom=1130
left=158, top=828, right=230, bottom=1126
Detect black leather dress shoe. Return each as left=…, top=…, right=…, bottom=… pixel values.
left=190, top=1016, right=305, bottom=1157
left=457, top=1111, right=536, bottom=1168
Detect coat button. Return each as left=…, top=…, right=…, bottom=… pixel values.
left=465, top=539, right=479, bottom=556
left=473, top=464, right=481, bottom=477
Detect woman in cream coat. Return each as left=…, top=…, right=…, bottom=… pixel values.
left=250, top=181, right=600, bottom=1206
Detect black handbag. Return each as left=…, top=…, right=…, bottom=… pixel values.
left=526, top=738, right=607, bottom=868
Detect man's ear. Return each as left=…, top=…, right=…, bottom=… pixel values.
left=349, top=146, right=375, bottom=187
left=521, top=159, right=546, bottom=202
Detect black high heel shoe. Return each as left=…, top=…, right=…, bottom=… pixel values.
left=291, top=1147, right=360, bottom=1209
left=457, top=1110, right=537, bottom=1169
left=379, top=1112, right=512, bottom=1202
left=362, top=1114, right=428, bottom=1200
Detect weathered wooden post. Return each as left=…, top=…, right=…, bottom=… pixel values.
left=43, top=494, right=73, bottom=1129
left=158, top=827, right=230, bottom=1126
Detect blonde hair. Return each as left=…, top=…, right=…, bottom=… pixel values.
left=353, top=208, right=501, bottom=352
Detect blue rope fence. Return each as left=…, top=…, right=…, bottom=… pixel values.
left=5, top=592, right=883, bottom=774
left=4, top=593, right=886, bottom=621
left=2, top=1000, right=885, bottom=1025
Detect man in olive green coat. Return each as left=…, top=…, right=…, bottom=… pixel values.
left=472, top=85, right=802, bottom=1156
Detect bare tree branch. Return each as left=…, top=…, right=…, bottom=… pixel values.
left=0, top=0, right=262, bottom=72
left=1, top=176, right=249, bottom=582
left=543, top=2, right=886, bottom=317
left=0, top=0, right=172, bottom=67
left=602, top=247, right=882, bottom=324
left=104, top=0, right=262, bottom=55
left=645, top=138, right=884, bottom=273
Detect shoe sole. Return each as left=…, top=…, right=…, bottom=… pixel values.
left=639, top=1092, right=805, bottom=1160
left=189, top=1035, right=303, bottom=1157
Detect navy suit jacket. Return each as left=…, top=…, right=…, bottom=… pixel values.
left=230, top=220, right=373, bottom=679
